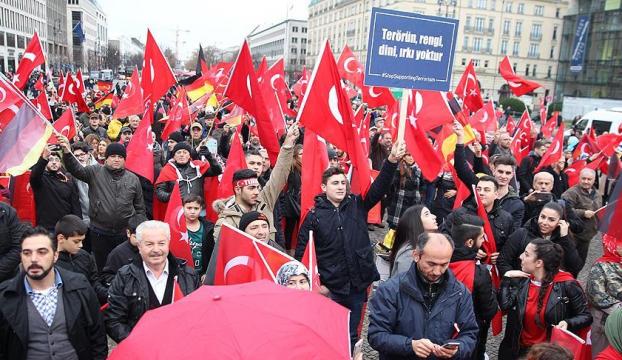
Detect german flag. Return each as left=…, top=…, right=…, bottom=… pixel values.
left=185, top=75, right=214, bottom=103
left=97, top=80, right=113, bottom=93
left=94, top=92, right=114, bottom=109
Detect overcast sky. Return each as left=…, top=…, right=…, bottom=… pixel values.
left=100, top=0, right=308, bottom=61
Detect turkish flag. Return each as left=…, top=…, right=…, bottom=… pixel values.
left=362, top=85, right=395, bottom=109
left=258, top=67, right=286, bottom=137
left=505, top=115, right=516, bottom=135
left=216, top=127, right=247, bottom=199
left=13, top=32, right=45, bottom=90
left=211, top=223, right=293, bottom=285
left=125, top=117, right=155, bottom=182
left=264, top=58, right=295, bottom=118
left=539, top=106, right=548, bottom=128
left=113, top=67, right=143, bottom=120
left=499, top=56, right=542, bottom=96
left=455, top=60, right=484, bottom=112
left=256, top=56, right=268, bottom=80
left=407, top=89, right=456, bottom=131
left=300, top=128, right=329, bottom=226
left=565, top=160, right=587, bottom=187
left=550, top=327, right=592, bottom=360
left=75, top=69, right=86, bottom=94
left=162, top=88, right=190, bottom=140
left=11, top=172, right=36, bottom=224
left=164, top=182, right=194, bottom=268
left=510, top=111, right=533, bottom=163
left=336, top=45, right=363, bottom=88
left=0, top=77, right=24, bottom=114
left=171, top=277, right=185, bottom=303
left=224, top=40, right=280, bottom=165
left=32, top=91, right=53, bottom=121
left=141, top=30, right=177, bottom=109
left=541, top=111, right=559, bottom=138
left=403, top=114, right=444, bottom=182
left=297, top=40, right=371, bottom=195
left=358, top=111, right=372, bottom=157
left=60, top=73, right=89, bottom=113
left=57, top=71, right=65, bottom=95
left=535, top=122, right=565, bottom=172
left=596, top=133, right=622, bottom=157
left=301, top=230, right=321, bottom=292
left=34, top=74, right=45, bottom=92
left=469, top=101, right=497, bottom=133
left=48, top=109, right=76, bottom=144
left=291, top=66, right=309, bottom=99
left=572, top=129, right=598, bottom=159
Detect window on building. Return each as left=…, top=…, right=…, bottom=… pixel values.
left=291, top=47, right=297, bottom=54
left=501, top=39, right=508, bottom=53
left=491, top=0, right=496, bottom=10
left=528, top=43, right=539, bottom=57
left=552, top=25, right=558, bottom=40
left=532, top=64, right=537, bottom=77
left=550, top=46, right=555, bottom=59
left=474, top=38, right=482, bottom=51
left=484, top=60, right=489, bottom=67
left=535, top=5, right=544, bottom=16
left=555, top=8, right=560, bottom=18
left=0, top=31, right=4, bottom=46
left=473, top=59, right=481, bottom=66
left=290, top=59, right=296, bottom=65
left=6, top=32, right=15, bottom=47
left=531, top=24, right=542, bottom=38
left=517, top=3, right=524, bottom=14
left=512, top=41, right=520, bottom=56
left=505, top=2, right=513, bottom=12
left=302, top=27, right=307, bottom=33
left=547, top=65, right=552, bottom=78
left=513, top=63, right=517, bottom=72
left=463, top=36, right=469, bottom=50
left=300, top=59, right=305, bottom=65
left=488, top=18, right=494, bottom=32
left=475, top=17, right=485, bottom=32
left=16, top=35, right=24, bottom=48
left=477, top=0, right=487, bottom=9
left=466, top=16, right=472, bottom=28
left=525, top=64, right=530, bottom=76
left=515, top=22, right=522, bottom=37
left=292, top=37, right=298, bottom=44
left=503, top=20, right=511, bottom=35
left=462, top=58, right=467, bottom=65
left=301, top=48, right=306, bottom=55
left=292, top=26, right=298, bottom=32
left=301, top=38, right=307, bottom=44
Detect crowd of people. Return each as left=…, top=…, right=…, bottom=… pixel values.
left=0, top=70, right=621, bottom=360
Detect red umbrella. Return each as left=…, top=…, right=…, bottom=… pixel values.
left=109, top=280, right=351, bottom=359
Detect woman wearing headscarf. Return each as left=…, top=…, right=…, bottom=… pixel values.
left=596, top=308, right=622, bottom=359
left=275, top=261, right=311, bottom=291
left=588, top=234, right=622, bottom=356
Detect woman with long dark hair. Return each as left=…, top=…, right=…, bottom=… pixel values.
left=499, top=238, right=592, bottom=358
left=388, top=205, right=437, bottom=277
left=449, top=213, right=498, bottom=360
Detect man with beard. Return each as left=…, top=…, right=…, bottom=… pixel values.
left=0, top=227, right=107, bottom=359
left=104, top=221, right=198, bottom=343
left=30, top=145, right=82, bottom=232
left=59, top=138, right=146, bottom=270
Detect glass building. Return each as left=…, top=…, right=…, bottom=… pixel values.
left=556, top=0, right=622, bottom=100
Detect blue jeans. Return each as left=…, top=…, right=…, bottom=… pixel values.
left=330, top=288, right=368, bottom=352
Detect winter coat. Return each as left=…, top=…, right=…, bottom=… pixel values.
left=99, top=241, right=140, bottom=289
left=562, top=185, right=602, bottom=243
left=295, top=159, right=398, bottom=296
left=0, top=268, right=108, bottom=360
left=544, top=166, right=570, bottom=198
left=104, top=254, right=199, bottom=342
left=389, top=243, right=413, bottom=278
left=498, top=275, right=592, bottom=358
left=213, top=145, right=294, bottom=242
left=522, top=193, right=585, bottom=235
left=517, top=152, right=542, bottom=196
left=442, top=199, right=514, bottom=251
left=496, top=217, right=583, bottom=277
left=385, top=165, right=422, bottom=227
left=430, top=173, right=457, bottom=222
left=63, top=153, right=146, bottom=234
left=280, top=168, right=301, bottom=219
left=0, top=203, right=24, bottom=283
left=56, top=250, right=108, bottom=304
left=155, top=154, right=222, bottom=202
left=367, top=264, right=479, bottom=360
left=30, top=157, right=82, bottom=230
left=587, top=261, right=622, bottom=311
left=81, top=126, right=107, bottom=140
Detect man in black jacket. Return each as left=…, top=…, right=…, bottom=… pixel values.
left=517, top=140, right=548, bottom=196
left=0, top=203, right=24, bottom=283
left=296, top=140, right=405, bottom=350
left=59, top=137, right=147, bottom=270
left=104, top=220, right=199, bottom=342
left=0, top=227, right=107, bottom=360
left=30, top=146, right=82, bottom=232
left=99, top=216, right=141, bottom=289
left=54, top=215, right=108, bottom=304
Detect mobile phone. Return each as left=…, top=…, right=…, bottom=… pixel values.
left=442, top=342, right=460, bottom=350
left=533, top=192, right=553, bottom=202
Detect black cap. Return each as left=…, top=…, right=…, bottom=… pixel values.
left=172, top=142, right=193, bottom=156
left=105, top=142, right=127, bottom=159
left=168, top=131, right=185, bottom=143
left=239, top=211, right=269, bottom=232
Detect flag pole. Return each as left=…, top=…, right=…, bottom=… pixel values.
left=397, top=90, right=408, bottom=142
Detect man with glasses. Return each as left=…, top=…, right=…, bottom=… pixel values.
left=30, top=145, right=82, bottom=232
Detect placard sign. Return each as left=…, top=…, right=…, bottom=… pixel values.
left=364, top=7, right=459, bottom=91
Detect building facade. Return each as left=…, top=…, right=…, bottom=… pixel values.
left=307, top=0, right=571, bottom=105
left=0, top=0, right=47, bottom=75
left=555, top=0, right=622, bottom=100
left=46, top=0, right=69, bottom=72
left=248, top=19, right=308, bottom=82
left=67, top=0, right=107, bottom=71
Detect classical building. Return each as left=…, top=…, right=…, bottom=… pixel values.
left=46, top=0, right=69, bottom=72
left=556, top=0, right=622, bottom=100
left=248, top=19, right=308, bottom=82
left=0, top=0, right=48, bottom=74
left=307, top=0, right=571, bottom=105
left=67, top=0, right=107, bottom=71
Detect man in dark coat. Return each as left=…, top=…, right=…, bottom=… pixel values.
left=104, top=220, right=199, bottom=343
left=296, top=140, right=405, bottom=350
left=30, top=146, right=82, bottom=231
left=0, top=227, right=107, bottom=360
left=517, top=140, right=548, bottom=196
left=0, top=203, right=24, bottom=283
left=99, top=216, right=141, bottom=289
left=367, top=232, right=479, bottom=360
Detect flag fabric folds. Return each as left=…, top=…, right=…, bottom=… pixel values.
left=13, top=32, right=45, bottom=90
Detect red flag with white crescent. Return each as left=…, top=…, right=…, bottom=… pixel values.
left=125, top=117, right=155, bottom=182
left=13, top=32, right=45, bottom=90
left=535, top=123, right=565, bottom=172
left=164, top=182, right=193, bottom=268
left=301, top=231, right=321, bottom=292
left=499, top=56, right=542, bottom=96
left=455, top=60, right=484, bottom=112
left=49, top=109, right=76, bottom=144
left=33, top=91, right=53, bottom=121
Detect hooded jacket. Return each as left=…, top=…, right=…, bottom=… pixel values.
left=498, top=272, right=592, bottom=358
left=368, top=264, right=479, bottom=360
left=0, top=203, right=24, bottom=283
left=295, top=159, right=398, bottom=296
left=496, top=217, right=583, bottom=277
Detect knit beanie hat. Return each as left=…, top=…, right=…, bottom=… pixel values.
left=239, top=211, right=269, bottom=233
left=105, top=142, right=127, bottom=159
left=168, top=131, right=185, bottom=143
left=172, top=142, right=193, bottom=156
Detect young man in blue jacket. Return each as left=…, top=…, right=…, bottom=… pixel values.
left=368, top=232, right=479, bottom=360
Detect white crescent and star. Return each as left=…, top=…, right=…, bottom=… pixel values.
left=224, top=256, right=254, bottom=282
left=0, top=87, right=6, bottom=103
left=344, top=57, right=358, bottom=73
left=368, top=87, right=382, bottom=98
left=22, top=52, right=36, bottom=62
left=270, top=74, right=281, bottom=91
left=246, top=75, right=253, bottom=98
left=60, top=125, right=71, bottom=136
left=328, top=86, right=344, bottom=125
